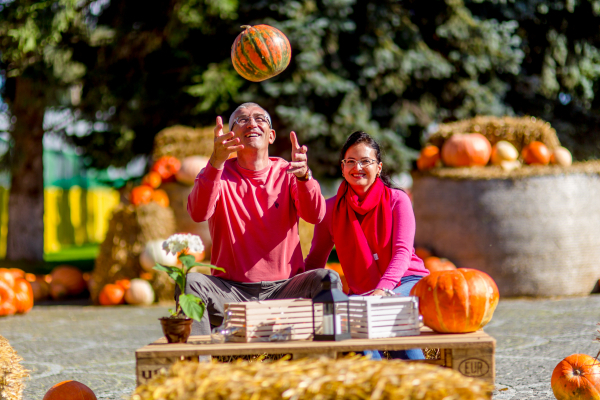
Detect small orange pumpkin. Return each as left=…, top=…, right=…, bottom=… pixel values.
left=130, top=185, right=154, bottom=206
left=410, top=268, right=499, bottom=333
left=43, top=380, right=97, bottom=400
left=551, top=354, right=600, bottom=400
left=8, top=268, right=26, bottom=280
left=30, top=275, right=50, bottom=302
left=115, top=279, right=131, bottom=292
left=415, top=247, right=433, bottom=260
left=98, top=284, right=125, bottom=305
left=441, top=133, right=492, bottom=167
left=141, top=171, right=162, bottom=189
left=416, top=145, right=441, bottom=171
left=151, top=156, right=181, bottom=180
left=521, top=141, right=551, bottom=165
left=13, top=278, right=34, bottom=314
left=151, top=189, right=170, bottom=208
left=0, top=268, right=15, bottom=288
left=0, top=280, right=16, bottom=316
left=423, top=256, right=457, bottom=273
left=50, top=265, right=87, bottom=296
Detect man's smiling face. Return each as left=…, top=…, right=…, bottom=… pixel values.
left=230, top=105, right=276, bottom=151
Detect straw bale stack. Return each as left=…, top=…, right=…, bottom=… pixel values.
left=412, top=163, right=600, bottom=297
left=90, top=203, right=176, bottom=303
left=131, top=356, right=492, bottom=400
left=152, top=125, right=218, bottom=162
left=0, top=335, right=29, bottom=400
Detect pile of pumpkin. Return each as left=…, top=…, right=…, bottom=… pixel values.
left=417, top=134, right=572, bottom=171
left=130, top=155, right=209, bottom=207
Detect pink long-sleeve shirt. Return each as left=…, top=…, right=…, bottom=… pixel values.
left=187, top=157, right=326, bottom=282
left=304, top=188, right=428, bottom=292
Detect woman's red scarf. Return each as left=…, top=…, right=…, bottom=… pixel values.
left=332, top=178, right=392, bottom=295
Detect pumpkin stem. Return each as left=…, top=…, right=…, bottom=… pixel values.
left=240, top=25, right=252, bottom=30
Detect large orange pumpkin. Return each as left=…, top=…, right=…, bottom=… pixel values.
left=551, top=354, right=600, bottom=400
left=521, top=141, right=551, bottom=165
left=43, top=380, right=97, bottom=400
left=50, top=265, right=87, bottom=296
left=130, top=185, right=154, bottom=206
left=98, top=284, right=125, bottom=306
left=13, top=278, right=34, bottom=314
left=0, top=280, right=16, bottom=316
left=151, top=156, right=181, bottom=180
left=416, top=145, right=441, bottom=171
left=410, top=268, right=499, bottom=333
left=441, top=133, right=492, bottom=167
left=231, top=24, right=292, bottom=82
left=423, top=256, right=457, bottom=273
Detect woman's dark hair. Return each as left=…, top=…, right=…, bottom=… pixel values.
left=339, top=131, right=398, bottom=189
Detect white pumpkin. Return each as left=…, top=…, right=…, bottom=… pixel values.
left=491, top=141, right=519, bottom=165
left=550, top=146, right=573, bottom=166
left=175, top=156, right=209, bottom=186
left=124, top=279, right=155, bottom=305
left=139, top=240, right=178, bottom=272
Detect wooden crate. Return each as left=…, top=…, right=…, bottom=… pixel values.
left=349, top=296, right=420, bottom=339
left=224, top=298, right=314, bottom=342
left=135, top=327, right=496, bottom=391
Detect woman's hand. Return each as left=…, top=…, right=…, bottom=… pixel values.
left=370, top=289, right=386, bottom=296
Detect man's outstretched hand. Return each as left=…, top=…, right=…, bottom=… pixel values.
left=287, top=131, right=308, bottom=178
left=209, top=116, right=244, bottom=169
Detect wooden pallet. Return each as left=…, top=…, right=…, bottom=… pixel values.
left=135, top=327, right=496, bottom=391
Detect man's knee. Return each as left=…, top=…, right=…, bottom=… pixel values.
left=310, top=268, right=342, bottom=290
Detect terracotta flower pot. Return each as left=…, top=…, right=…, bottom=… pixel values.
left=159, top=317, right=193, bottom=343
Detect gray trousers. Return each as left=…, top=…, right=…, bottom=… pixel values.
left=175, top=269, right=341, bottom=335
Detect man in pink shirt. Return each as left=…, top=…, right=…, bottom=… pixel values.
left=182, top=102, right=341, bottom=335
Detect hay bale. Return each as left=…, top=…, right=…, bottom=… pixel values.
left=428, top=115, right=561, bottom=152
left=131, top=356, right=492, bottom=400
left=412, top=163, right=600, bottom=297
left=90, top=203, right=176, bottom=303
left=152, top=125, right=218, bottom=162
left=0, top=335, right=29, bottom=400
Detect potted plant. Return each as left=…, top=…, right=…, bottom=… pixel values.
left=153, top=233, right=224, bottom=343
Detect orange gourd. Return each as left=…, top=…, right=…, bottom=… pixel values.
left=115, top=279, right=131, bottom=292
left=151, top=189, right=170, bottom=207
left=441, top=133, right=492, bottom=167
left=98, top=284, right=125, bottom=305
left=141, top=171, right=162, bottom=189
left=416, top=145, right=441, bottom=171
left=231, top=24, right=292, bottom=82
left=423, top=256, right=457, bottom=273
left=130, top=185, right=154, bottom=206
left=0, top=268, right=15, bottom=288
left=415, top=247, right=433, bottom=260
left=551, top=354, right=600, bottom=400
left=151, top=156, right=181, bottom=180
left=521, top=141, right=551, bottom=165
left=51, top=265, right=87, bottom=296
left=13, top=278, right=34, bottom=314
left=43, top=380, right=97, bottom=400
left=410, top=268, right=499, bottom=333
left=325, top=263, right=350, bottom=294
left=0, top=280, right=16, bottom=316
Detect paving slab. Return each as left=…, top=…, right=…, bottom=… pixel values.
left=1, top=295, right=599, bottom=400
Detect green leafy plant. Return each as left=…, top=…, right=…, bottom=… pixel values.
left=153, top=234, right=224, bottom=322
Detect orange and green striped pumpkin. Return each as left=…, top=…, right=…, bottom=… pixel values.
left=410, top=268, right=499, bottom=333
left=231, top=25, right=291, bottom=82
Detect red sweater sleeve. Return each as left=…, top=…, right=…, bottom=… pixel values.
left=290, top=178, right=326, bottom=225
left=304, top=197, right=336, bottom=270
left=187, top=161, right=222, bottom=222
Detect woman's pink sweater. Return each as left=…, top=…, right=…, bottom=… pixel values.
left=187, top=158, right=326, bottom=282
left=304, top=188, right=428, bottom=292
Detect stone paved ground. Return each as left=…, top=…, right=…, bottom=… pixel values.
left=1, top=295, right=599, bottom=400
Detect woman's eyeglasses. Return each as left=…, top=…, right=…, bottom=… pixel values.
left=232, top=114, right=271, bottom=127
left=341, top=158, right=377, bottom=168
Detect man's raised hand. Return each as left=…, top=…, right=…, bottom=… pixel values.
left=287, top=131, right=308, bottom=178
left=209, top=116, right=243, bottom=169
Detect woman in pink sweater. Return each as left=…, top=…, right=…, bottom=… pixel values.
left=304, top=131, right=429, bottom=360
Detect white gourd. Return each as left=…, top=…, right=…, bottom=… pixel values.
left=175, top=156, right=209, bottom=186
left=124, top=279, right=155, bottom=305
left=491, top=141, right=519, bottom=165
left=550, top=147, right=573, bottom=166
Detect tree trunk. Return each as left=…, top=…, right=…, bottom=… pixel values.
left=5, top=76, right=46, bottom=261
